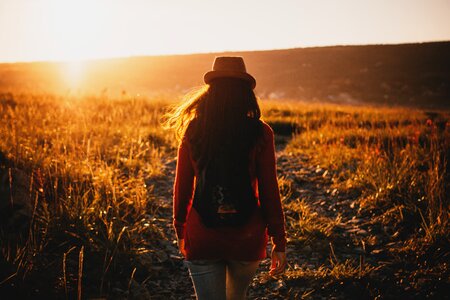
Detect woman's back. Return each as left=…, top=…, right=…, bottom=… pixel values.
left=174, top=120, right=285, bottom=260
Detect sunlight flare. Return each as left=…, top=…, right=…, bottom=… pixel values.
left=61, top=60, right=86, bottom=88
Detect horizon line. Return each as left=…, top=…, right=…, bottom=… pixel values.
left=1, top=39, right=449, bottom=65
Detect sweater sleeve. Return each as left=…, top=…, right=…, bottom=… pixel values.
left=256, top=123, right=287, bottom=252
left=173, top=136, right=195, bottom=239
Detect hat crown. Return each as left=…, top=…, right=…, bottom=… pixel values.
left=203, top=56, right=256, bottom=89
left=212, top=56, right=247, bottom=73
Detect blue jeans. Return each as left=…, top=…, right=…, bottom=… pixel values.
left=184, top=259, right=260, bottom=300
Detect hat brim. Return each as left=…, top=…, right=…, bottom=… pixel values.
left=204, top=70, right=256, bottom=89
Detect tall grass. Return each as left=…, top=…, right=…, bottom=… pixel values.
left=260, top=100, right=449, bottom=297
left=0, top=93, right=177, bottom=297
left=0, top=94, right=448, bottom=297
left=273, top=101, right=450, bottom=244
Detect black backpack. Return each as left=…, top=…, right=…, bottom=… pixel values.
left=192, top=153, right=257, bottom=228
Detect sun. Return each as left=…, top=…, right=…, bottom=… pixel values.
left=60, top=60, right=86, bottom=89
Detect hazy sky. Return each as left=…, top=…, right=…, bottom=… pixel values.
left=0, top=0, right=449, bottom=62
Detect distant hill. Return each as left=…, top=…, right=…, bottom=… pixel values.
left=0, top=42, right=449, bottom=108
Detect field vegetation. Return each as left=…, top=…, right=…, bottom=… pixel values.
left=0, top=92, right=448, bottom=299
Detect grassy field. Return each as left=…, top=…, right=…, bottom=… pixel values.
left=0, top=92, right=448, bottom=299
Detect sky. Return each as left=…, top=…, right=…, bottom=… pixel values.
left=0, top=0, right=449, bottom=62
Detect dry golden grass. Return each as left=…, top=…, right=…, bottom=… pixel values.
left=261, top=99, right=449, bottom=242
left=0, top=93, right=177, bottom=297
left=0, top=93, right=448, bottom=298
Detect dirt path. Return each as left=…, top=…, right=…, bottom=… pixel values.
left=141, top=141, right=369, bottom=299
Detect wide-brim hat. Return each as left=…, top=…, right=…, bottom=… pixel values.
left=204, top=56, right=256, bottom=89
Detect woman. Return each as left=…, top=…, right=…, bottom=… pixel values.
left=168, top=56, right=286, bottom=300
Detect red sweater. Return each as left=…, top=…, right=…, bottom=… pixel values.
left=173, top=121, right=286, bottom=261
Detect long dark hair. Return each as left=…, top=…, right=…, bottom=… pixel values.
left=166, top=78, right=263, bottom=170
